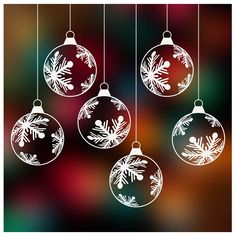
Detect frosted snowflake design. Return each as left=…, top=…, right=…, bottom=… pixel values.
left=150, top=170, right=163, bottom=197
left=182, top=132, right=224, bottom=165
left=141, top=51, right=171, bottom=95
left=205, top=115, right=221, bottom=127
left=78, top=99, right=99, bottom=119
left=11, top=113, right=49, bottom=147
left=178, top=74, right=191, bottom=93
left=110, top=98, right=126, bottom=111
left=76, top=45, right=95, bottom=68
left=81, top=74, right=95, bottom=92
left=117, top=194, right=139, bottom=207
left=44, top=51, right=74, bottom=95
left=173, top=115, right=193, bottom=136
left=110, top=155, right=148, bottom=189
left=51, top=127, right=64, bottom=156
left=18, top=152, right=40, bottom=165
left=87, top=116, right=130, bottom=148
left=173, top=45, right=193, bottom=69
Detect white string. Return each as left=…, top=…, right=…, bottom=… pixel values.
left=135, top=4, right=138, bottom=142
left=36, top=4, right=39, bottom=100
left=103, top=4, right=106, bottom=83
left=69, top=4, right=72, bottom=31
left=197, top=4, right=200, bottom=100
left=166, top=4, right=169, bottom=31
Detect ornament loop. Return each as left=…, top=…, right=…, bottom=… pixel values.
left=100, top=82, right=109, bottom=90
left=33, top=99, right=42, bottom=107
left=131, top=141, right=141, bottom=149
left=162, top=30, right=172, bottom=38
left=66, top=30, right=75, bottom=38
left=194, top=99, right=203, bottom=107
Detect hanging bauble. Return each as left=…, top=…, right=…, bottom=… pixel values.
left=11, top=100, right=64, bottom=166
left=43, top=31, right=97, bottom=97
left=172, top=99, right=225, bottom=166
left=109, top=142, right=163, bottom=208
left=77, top=82, right=131, bottom=149
left=140, top=31, right=194, bottom=97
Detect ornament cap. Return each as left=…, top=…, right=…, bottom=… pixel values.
left=192, top=99, right=205, bottom=113
left=31, top=99, right=44, bottom=114
left=98, top=82, right=111, bottom=97
left=64, top=31, right=77, bottom=45
left=130, top=141, right=143, bottom=155
left=161, top=30, right=174, bottom=45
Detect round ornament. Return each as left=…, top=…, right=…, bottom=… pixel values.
left=77, top=83, right=131, bottom=149
left=109, top=142, right=163, bottom=208
left=11, top=100, right=64, bottom=166
left=140, top=31, right=194, bottom=97
left=43, top=31, right=97, bottom=97
left=172, top=99, right=225, bottom=166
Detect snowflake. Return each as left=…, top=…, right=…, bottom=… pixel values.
left=182, top=132, right=224, bottom=165
left=150, top=170, right=163, bottom=197
left=51, top=127, right=64, bottom=156
left=78, top=98, right=99, bottom=119
left=173, top=115, right=193, bottom=136
left=141, top=51, right=171, bottom=95
left=178, top=74, right=191, bottom=93
left=44, top=51, right=74, bottom=95
left=110, top=98, right=126, bottom=111
left=205, top=115, right=221, bottom=127
left=12, top=113, right=49, bottom=147
left=110, top=155, right=148, bottom=189
left=173, top=45, right=193, bottom=69
left=81, top=74, right=95, bottom=92
left=87, top=116, right=130, bottom=148
left=19, top=152, right=40, bottom=165
left=76, top=45, right=95, bottom=68
left=117, top=194, right=139, bottom=207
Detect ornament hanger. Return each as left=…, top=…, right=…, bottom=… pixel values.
left=197, top=4, right=201, bottom=103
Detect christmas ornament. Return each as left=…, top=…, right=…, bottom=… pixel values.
left=43, top=5, right=97, bottom=97
left=140, top=5, right=194, bottom=97
left=109, top=142, right=163, bottom=208
left=77, top=83, right=131, bottom=149
left=172, top=100, right=225, bottom=166
left=11, top=100, right=64, bottom=166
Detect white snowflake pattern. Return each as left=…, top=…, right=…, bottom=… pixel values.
left=178, top=74, right=191, bottom=93
left=182, top=132, right=224, bottom=165
left=117, top=194, right=139, bottom=207
left=141, top=51, right=171, bottom=95
left=173, top=45, right=193, bottom=69
left=76, top=45, right=95, bottom=68
left=110, top=98, right=126, bottom=111
left=150, top=170, right=163, bottom=197
left=205, top=115, right=221, bottom=127
left=51, top=127, right=64, bottom=156
left=110, top=155, right=148, bottom=189
left=81, top=74, right=95, bottom=92
left=173, top=115, right=193, bottom=136
left=19, top=152, right=40, bottom=165
left=44, top=51, right=74, bottom=95
left=78, top=99, right=99, bottom=119
left=87, top=116, right=130, bottom=148
left=12, top=113, right=49, bottom=147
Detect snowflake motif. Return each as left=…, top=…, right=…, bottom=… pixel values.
left=182, top=132, right=224, bottom=165
left=81, top=74, right=95, bottom=92
left=12, top=113, right=49, bottom=147
left=19, top=152, right=40, bottom=165
left=78, top=99, right=99, bottom=119
left=205, top=115, right=221, bottom=127
left=110, top=98, right=126, bottom=111
left=141, top=51, right=171, bottom=95
left=178, top=74, right=191, bottom=93
left=117, top=194, right=139, bottom=207
left=44, top=51, right=74, bottom=95
left=76, top=45, right=95, bottom=68
left=173, top=45, right=193, bottom=69
left=51, top=127, right=64, bottom=156
left=110, top=155, right=148, bottom=189
left=150, top=170, right=163, bottom=197
left=173, top=115, right=193, bottom=136
left=87, top=116, right=130, bottom=148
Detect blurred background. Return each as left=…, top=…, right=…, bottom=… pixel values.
left=4, top=4, right=231, bottom=232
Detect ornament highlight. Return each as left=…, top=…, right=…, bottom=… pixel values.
left=77, top=83, right=131, bottom=149
left=172, top=99, right=225, bottom=166
left=43, top=31, right=97, bottom=97
left=140, top=31, right=194, bottom=97
left=109, top=142, right=163, bottom=208
left=11, top=100, right=64, bottom=166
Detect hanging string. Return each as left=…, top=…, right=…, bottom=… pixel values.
left=69, top=4, right=72, bottom=31
left=166, top=4, right=169, bottom=31
left=197, top=4, right=200, bottom=100
left=103, top=4, right=106, bottom=83
left=134, top=4, right=138, bottom=142
left=36, top=4, right=39, bottom=100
